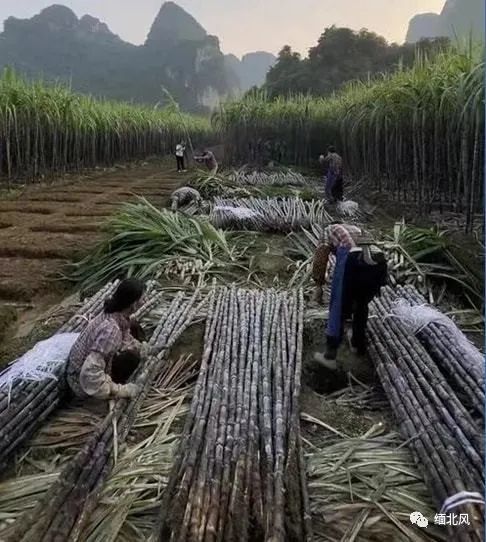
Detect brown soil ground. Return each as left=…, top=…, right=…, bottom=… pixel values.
left=0, top=160, right=189, bottom=351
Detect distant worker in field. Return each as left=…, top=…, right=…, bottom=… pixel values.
left=313, top=223, right=387, bottom=360
left=319, top=146, right=344, bottom=203
left=194, top=149, right=218, bottom=175
left=170, top=186, right=202, bottom=211
left=66, top=279, right=152, bottom=400
left=175, top=141, right=186, bottom=172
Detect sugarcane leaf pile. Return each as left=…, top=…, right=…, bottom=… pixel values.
left=154, top=286, right=310, bottom=542
left=68, top=198, right=248, bottom=292
left=367, top=287, right=484, bottom=541
left=189, top=172, right=254, bottom=199
left=385, top=222, right=484, bottom=308
left=307, top=423, right=446, bottom=542
left=2, top=289, right=205, bottom=541
left=210, top=196, right=332, bottom=233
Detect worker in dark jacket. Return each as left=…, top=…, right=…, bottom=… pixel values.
left=313, top=224, right=387, bottom=359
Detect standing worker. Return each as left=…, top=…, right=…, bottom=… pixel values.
left=170, top=186, right=202, bottom=211
left=319, top=146, right=344, bottom=203
left=194, top=149, right=218, bottom=175
left=175, top=141, right=186, bottom=172
left=66, top=279, right=152, bottom=400
left=313, top=223, right=387, bottom=360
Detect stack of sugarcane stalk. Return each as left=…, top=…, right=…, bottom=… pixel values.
left=381, top=285, right=484, bottom=417
left=0, top=280, right=159, bottom=472
left=228, top=170, right=307, bottom=187
left=154, top=287, right=310, bottom=542
left=368, top=294, right=484, bottom=541
left=3, top=289, right=205, bottom=542
left=211, top=197, right=331, bottom=232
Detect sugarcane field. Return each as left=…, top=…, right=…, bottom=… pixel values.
left=0, top=3, right=485, bottom=542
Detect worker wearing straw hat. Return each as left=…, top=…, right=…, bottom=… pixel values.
left=313, top=224, right=387, bottom=360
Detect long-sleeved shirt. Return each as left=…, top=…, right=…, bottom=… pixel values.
left=66, top=312, right=140, bottom=399
left=323, top=152, right=343, bottom=176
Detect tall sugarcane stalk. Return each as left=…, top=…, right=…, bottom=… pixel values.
left=0, top=70, right=211, bottom=181
left=217, top=52, right=484, bottom=232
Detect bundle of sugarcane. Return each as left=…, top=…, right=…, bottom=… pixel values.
left=154, top=287, right=310, bottom=542
left=368, top=296, right=484, bottom=541
left=3, top=289, right=205, bottom=542
left=380, top=285, right=484, bottom=417
left=307, top=424, right=446, bottom=542
left=228, top=169, right=307, bottom=187
left=0, top=281, right=162, bottom=472
left=211, top=197, right=332, bottom=232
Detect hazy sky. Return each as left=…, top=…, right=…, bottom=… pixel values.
left=0, top=0, right=446, bottom=57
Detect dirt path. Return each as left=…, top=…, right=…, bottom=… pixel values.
left=0, top=161, right=187, bottom=339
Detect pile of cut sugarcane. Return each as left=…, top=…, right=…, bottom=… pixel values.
left=228, top=169, right=307, bottom=187
left=2, top=290, right=204, bottom=541
left=367, top=285, right=484, bottom=541
left=211, top=197, right=332, bottom=232
left=155, top=287, right=311, bottom=542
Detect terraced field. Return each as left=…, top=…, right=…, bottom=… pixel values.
left=0, top=162, right=186, bottom=336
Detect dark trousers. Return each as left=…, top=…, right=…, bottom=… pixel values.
left=176, top=156, right=184, bottom=171
left=332, top=176, right=344, bottom=202
left=327, top=252, right=387, bottom=353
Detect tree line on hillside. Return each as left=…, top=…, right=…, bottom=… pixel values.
left=260, top=27, right=450, bottom=98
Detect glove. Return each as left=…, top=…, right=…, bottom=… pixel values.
left=114, top=383, right=140, bottom=399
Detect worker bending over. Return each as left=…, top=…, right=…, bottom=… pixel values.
left=194, top=149, right=218, bottom=175
left=66, top=278, right=152, bottom=400
left=313, top=223, right=387, bottom=360
left=170, top=186, right=202, bottom=211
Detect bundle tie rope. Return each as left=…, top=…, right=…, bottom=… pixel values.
left=440, top=491, right=485, bottom=514
left=0, top=332, right=80, bottom=405
left=382, top=299, right=483, bottom=366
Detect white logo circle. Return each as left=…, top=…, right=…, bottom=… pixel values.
left=410, top=512, right=429, bottom=528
